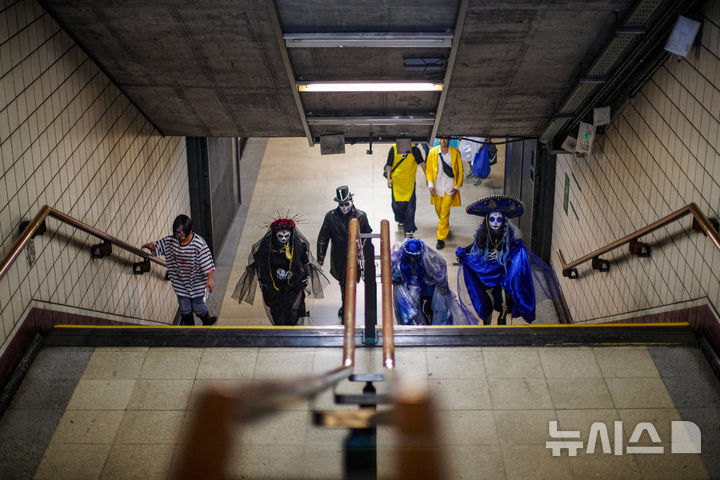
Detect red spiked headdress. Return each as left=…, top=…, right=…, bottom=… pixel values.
left=270, top=218, right=296, bottom=230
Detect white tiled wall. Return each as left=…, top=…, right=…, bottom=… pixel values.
left=0, top=0, right=189, bottom=347
left=552, top=2, right=720, bottom=322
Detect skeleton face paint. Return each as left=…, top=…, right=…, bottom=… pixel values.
left=488, top=211, right=504, bottom=231
left=276, top=229, right=291, bottom=245
left=339, top=200, right=353, bottom=215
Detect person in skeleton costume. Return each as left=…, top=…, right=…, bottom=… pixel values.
left=317, top=186, right=373, bottom=319
left=232, top=218, right=326, bottom=325
left=455, top=195, right=535, bottom=325
left=390, top=238, right=472, bottom=325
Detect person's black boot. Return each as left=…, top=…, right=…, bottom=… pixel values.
left=180, top=313, right=195, bottom=325
left=199, top=313, right=217, bottom=326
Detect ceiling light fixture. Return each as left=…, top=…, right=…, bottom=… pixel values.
left=306, top=116, right=435, bottom=126
left=298, top=82, right=443, bottom=92
left=284, top=32, right=453, bottom=48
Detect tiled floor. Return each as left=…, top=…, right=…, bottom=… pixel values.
left=1, top=344, right=719, bottom=479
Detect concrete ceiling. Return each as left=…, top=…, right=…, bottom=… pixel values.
left=39, top=0, right=683, bottom=144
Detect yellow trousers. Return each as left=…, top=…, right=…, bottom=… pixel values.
left=434, top=194, right=455, bottom=240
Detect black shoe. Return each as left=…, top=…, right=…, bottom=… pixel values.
left=180, top=313, right=195, bottom=325
left=338, top=307, right=344, bottom=317
left=436, top=240, right=445, bottom=249
left=200, top=314, right=217, bottom=326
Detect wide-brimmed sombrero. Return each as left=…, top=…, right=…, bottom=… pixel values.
left=466, top=195, right=525, bottom=218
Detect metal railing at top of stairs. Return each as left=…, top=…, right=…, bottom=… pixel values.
left=170, top=219, right=442, bottom=480
left=557, top=202, right=720, bottom=278
left=0, top=205, right=166, bottom=283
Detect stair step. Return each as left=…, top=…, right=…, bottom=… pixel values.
left=334, top=393, right=391, bottom=405
left=349, top=373, right=384, bottom=382
left=312, top=408, right=387, bottom=428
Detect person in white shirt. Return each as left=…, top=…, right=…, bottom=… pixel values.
left=425, top=138, right=464, bottom=249
left=142, top=215, right=216, bottom=325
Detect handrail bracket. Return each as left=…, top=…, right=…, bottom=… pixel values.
left=591, top=256, right=610, bottom=272
left=629, top=238, right=651, bottom=257
left=133, top=258, right=151, bottom=275
left=90, top=240, right=112, bottom=259
left=18, top=219, right=45, bottom=238
left=563, top=267, right=579, bottom=279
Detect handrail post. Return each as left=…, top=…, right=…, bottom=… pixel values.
left=170, top=387, right=236, bottom=480
left=0, top=206, right=51, bottom=281
left=363, top=238, right=377, bottom=345
left=342, top=218, right=359, bottom=367
left=380, top=220, right=395, bottom=370
left=394, top=381, right=444, bottom=480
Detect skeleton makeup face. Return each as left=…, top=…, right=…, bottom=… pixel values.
left=339, top=200, right=353, bottom=215
left=488, top=211, right=504, bottom=231
left=275, top=229, right=291, bottom=245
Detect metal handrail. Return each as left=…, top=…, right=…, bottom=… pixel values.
left=557, top=202, right=720, bottom=277
left=0, top=205, right=166, bottom=283
left=171, top=363, right=354, bottom=480
left=171, top=220, right=363, bottom=480
left=342, top=217, right=359, bottom=366
left=169, top=218, right=436, bottom=480
left=380, top=219, right=395, bottom=370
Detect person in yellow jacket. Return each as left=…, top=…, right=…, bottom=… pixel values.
left=426, top=138, right=463, bottom=249
left=385, top=141, right=426, bottom=238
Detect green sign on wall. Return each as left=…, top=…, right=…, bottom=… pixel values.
left=563, top=173, right=570, bottom=215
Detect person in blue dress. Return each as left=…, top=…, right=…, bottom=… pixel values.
left=391, top=238, right=472, bottom=325
left=455, top=195, right=535, bottom=325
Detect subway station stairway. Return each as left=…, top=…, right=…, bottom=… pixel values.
left=1, top=319, right=719, bottom=480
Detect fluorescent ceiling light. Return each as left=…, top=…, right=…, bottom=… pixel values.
left=284, top=32, right=453, bottom=48
left=307, top=116, right=435, bottom=126
left=298, top=82, right=443, bottom=92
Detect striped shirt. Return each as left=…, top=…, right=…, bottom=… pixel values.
left=154, top=234, right=214, bottom=298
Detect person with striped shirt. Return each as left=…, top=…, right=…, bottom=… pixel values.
left=142, top=214, right=217, bottom=325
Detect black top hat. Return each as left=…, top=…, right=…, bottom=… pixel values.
left=466, top=195, right=525, bottom=218
left=333, top=185, right=353, bottom=202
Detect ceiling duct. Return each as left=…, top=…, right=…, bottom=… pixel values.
left=540, top=0, right=698, bottom=147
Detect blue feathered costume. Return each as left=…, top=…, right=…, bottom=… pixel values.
left=456, top=196, right=535, bottom=325
left=391, top=239, right=473, bottom=325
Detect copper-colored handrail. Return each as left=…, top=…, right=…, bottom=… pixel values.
left=171, top=364, right=354, bottom=480
left=171, top=219, right=434, bottom=480
left=557, top=202, right=720, bottom=277
left=394, top=381, right=445, bottom=480
left=0, top=205, right=165, bottom=282
left=342, top=218, right=359, bottom=367
left=172, top=220, right=363, bottom=480
left=380, top=219, right=395, bottom=370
